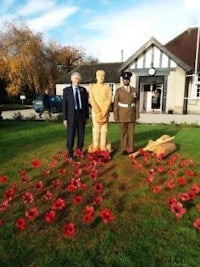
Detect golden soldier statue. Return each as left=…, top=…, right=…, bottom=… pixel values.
left=88, top=70, right=112, bottom=153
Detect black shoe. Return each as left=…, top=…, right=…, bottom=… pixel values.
left=121, top=150, right=128, bottom=155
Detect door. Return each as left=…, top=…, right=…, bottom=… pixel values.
left=139, top=83, right=163, bottom=112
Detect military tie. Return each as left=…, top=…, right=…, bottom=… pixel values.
left=75, top=87, right=80, bottom=110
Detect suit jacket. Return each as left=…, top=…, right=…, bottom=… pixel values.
left=63, top=85, right=89, bottom=126
left=113, top=86, right=140, bottom=122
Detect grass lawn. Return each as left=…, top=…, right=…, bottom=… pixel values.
left=0, top=120, right=200, bottom=267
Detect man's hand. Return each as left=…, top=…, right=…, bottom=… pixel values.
left=63, top=120, right=67, bottom=127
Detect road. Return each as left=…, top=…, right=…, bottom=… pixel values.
left=2, top=109, right=200, bottom=125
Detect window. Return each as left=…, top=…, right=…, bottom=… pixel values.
left=191, top=74, right=200, bottom=99
left=197, top=85, right=200, bottom=98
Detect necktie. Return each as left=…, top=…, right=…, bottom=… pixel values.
left=75, top=87, right=80, bottom=110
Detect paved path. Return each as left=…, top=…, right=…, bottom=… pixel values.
left=2, top=109, right=200, bottom=125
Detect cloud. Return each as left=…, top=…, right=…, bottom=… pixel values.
left=77, top=0, right=200, bottom=62
left=0, top=0, right=199, bottom=62
left=18, top=0, right=55, bottom=16
left=27, top=7, right=77, bottom=33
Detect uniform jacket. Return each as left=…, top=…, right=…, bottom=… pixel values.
left=63, top=85, right=89, bottom=126
left=113, top=86, right=140, bottom=122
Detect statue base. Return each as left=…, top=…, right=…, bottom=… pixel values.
left=88, top=143, right=113, bottom=154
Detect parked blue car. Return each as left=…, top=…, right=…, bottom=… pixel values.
left=32, top=95, right=63, bottom=113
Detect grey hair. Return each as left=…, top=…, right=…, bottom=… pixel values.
left=71, top=72, right=82, bottom=80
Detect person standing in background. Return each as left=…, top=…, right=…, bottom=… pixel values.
left=114, top=71, right=140, bottom=155
left=63, top=72, right=89, bottom=159
left=39, top=89, right=51, bottom=118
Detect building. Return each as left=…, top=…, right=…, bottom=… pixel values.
left=56, top=62, right=121, bottom=102
left=56, top=27, right=200, bottom=114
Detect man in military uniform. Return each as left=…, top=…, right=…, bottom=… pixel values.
left=113, top=71, right=140, bottom=155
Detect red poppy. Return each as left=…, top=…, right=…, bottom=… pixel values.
left=4, top=188, right=16, bottom=202
left=66, top=184, right=76, bottom=192
left=45, top=210, right=56, bottom=223
left=0, top=200, right=9, bottom=211
left=193, top=218, right=200, bottom=230
left=177, top=177, right=187, bottom=186
left=142, top=157, right=150, bottom=165
left=84, top=205, right=95, bottom=216
left=42, top=169, right=51, bottom=177
left=148, top=169, right=155, bottom=175
left=15, top=217, right=27, bottom=230
left=81, top=183, right=87, bottom=190
left=132, top=163, right=143, bottom=171
left=188, top=190, right=196, bottom=200
left=25, top=207, right=39, bottom=220
left=74, top=161, right=81, bottom=168
left=185, top=169, right=194, bottom=177
left=52, top=198, right=66, bottom=210
left=179, top=192, right=192, bottom=202
left=190, top=184, right=200, bottom=194
left=48, top=160, right=58, bottom=168
left=93, top=195, right=103, bottom=205
left=151, top=185, right=162, bottom=194
left=156, top=166, right=166, bottom=173
left=167, top=196, right=178, bottom=207
left=145, top=175, right=154, bottom=184
left=65, top=158, right=72, bottom=165
left=73, top=168, right=82, bottom=178
left=168, top=169, right=176, bottom=176
left=21, top=175, right=29, bottom=183
left=32, top=159, right=42, bottom=168
left=89, top=169, right=98, bottom=180
left=165, top=179, right=175, bottom=189
left=52, top=179, right=61, bottom=189
left=94, top=183, right=103, bottom=193
left=74, top=149, right=84, bottom=158
left=53, top=153, right=60, bottom=160
left=70, top=178, right=82, bottom=188
left=63, top=222, right=76, bottom=238
left=99, top=208, right=115, bottom=224
left=0, top=175, right=7, bottom=183
left=167, top=159, right=175, bottom=166
left=34, top=181, right=44, bottom=191
left=169, top=201, right=186, bottom=219
left=156, top=153, right=166, bottom=160
left=43, top=190, right=53, bottom=200
left=58, top=168, right=67, bottom=176
left=83, top=213, right=94, bottom=224
left=23, top=192, right=34, bottom=204
left=19, top=169, right=26, bottom=176
left=180, top=159, right=194, bottom=167
left=73, top=195, right=83, bottom=205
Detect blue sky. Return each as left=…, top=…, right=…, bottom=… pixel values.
left=0, top=0, right=199, bottom=62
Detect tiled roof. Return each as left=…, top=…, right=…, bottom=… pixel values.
left=165, top=27, right=200, bottom=71
left=55, top=62, right=122, bottom=84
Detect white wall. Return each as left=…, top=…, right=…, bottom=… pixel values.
left=166, top=66, right=186, bottom=114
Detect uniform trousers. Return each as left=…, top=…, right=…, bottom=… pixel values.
left=119, top=122, right=135, bottom=151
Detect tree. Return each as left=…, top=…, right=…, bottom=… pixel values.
left=52, top=44, right=85, bottom=74
left=0, top=21, right=86, bottom=97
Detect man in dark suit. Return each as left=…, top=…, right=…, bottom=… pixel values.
left=63, top=72, right=89, bottom=158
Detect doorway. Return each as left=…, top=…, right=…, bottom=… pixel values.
left=140, top=83, right=163, bottom=112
